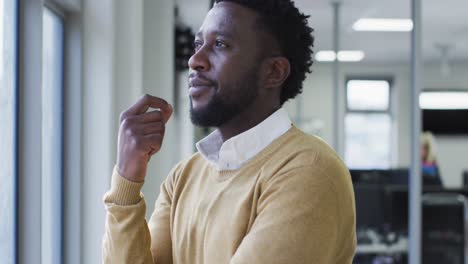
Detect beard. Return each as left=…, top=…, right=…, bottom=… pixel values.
left=189, top=66, right=260, bottom=128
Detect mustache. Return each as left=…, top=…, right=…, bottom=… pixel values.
left=188, top=72, right=217, bottom=86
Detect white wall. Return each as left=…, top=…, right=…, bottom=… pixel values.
left=286, top=62, right=468, bottom=188
left=141, top=0, right=179, bottom=220
left=82, top=0, right=115, bottom=263
left=437, top=136, right=468, bottom=187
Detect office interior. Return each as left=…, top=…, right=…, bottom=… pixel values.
left=1, top=0, right=467, bottom=263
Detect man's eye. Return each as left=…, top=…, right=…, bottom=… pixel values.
left=215, top=40, right=228, bottom=48
left=193, top=41, right=203, bottom=50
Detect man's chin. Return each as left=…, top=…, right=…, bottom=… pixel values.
left=189, top=106, right=227, bottom=128
left=190, top=101, right=208, bottom=113
left=190, top=109, right=214, bottom=127
left=189, top=97, right=240, bottom=128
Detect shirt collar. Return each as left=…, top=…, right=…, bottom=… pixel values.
left=196, top=108, right=292, bottom=170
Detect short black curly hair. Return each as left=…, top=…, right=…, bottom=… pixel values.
left=214, top=0, right=314, bottom=105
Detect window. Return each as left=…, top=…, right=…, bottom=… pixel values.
left=41, top=7, right=64, bottom=264
left=347, top=80, right=390, bottom=111
left=0, top=0, right=17, bottom=262
left=345, top=79, right=393, bottom=169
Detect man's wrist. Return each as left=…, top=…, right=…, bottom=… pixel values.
left=116, top=162, right=146, bottom=183
left=104, top=166, right=145, bottom=206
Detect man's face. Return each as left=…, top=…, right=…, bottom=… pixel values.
left=188, top=2, right=265, bottom=127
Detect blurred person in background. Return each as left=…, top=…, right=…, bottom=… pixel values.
left=421, top=131, right=443, bottom=186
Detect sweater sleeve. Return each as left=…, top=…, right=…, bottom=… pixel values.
left=102, top=167, right=174, bottom=264
left=230, top=165, right=356, bottom=264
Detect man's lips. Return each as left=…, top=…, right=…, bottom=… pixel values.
left=189, top=85, right=214, bottom=98
left=189, top=76, right=214, bottom=87
left=188, top=76, right=215, bottom=98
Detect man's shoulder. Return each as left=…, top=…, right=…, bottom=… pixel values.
left=273, top=126, right=343, bottom=167
left=262, top=127, right=351, bottom=189
left=170, top=152, right=208, bottom=175
left=161, top=152, right=209, bottom=195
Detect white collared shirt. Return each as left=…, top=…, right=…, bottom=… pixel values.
left=196, top=108, right=292, bottom=171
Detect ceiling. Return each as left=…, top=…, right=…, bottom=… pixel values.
left=295, top=0, right=468, bottom=63
left=176, top=0, right=468, bottom=63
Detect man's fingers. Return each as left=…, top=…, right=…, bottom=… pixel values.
left=136, top=107, right=173, bottom=124
left=140, top=122, right=165, bottom=135
left=123, top=94, right=171, bottom=118
left=140, top=110, right=163, bottom=123
left=162, top=103, right=173, bottom=124
left=144, top=134, right=164, bottom=154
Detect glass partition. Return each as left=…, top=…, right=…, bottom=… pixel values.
left=420, top=1, right=468, bottom=263
left=290, top=1, right=413, bottom=263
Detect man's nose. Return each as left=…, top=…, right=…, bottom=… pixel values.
left=188, top=47, right=210, bottom=72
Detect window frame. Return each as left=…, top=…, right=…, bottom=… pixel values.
left=41, top=4, right=66, bottom=264
left=344, top=76, right=395, bottom=169
left=17, top=0, right=82, bottom=263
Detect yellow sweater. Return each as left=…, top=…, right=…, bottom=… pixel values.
left=103, top=127, right=356, bottom=264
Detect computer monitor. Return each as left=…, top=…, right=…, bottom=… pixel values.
left=350, top=169, right=409, bottom=185
left=350, top=169, right=385, bottom=184
left=387, top=169, right=409, bottom=185
left=384, top=185, right=408, bottom=234
left=353, top=184, right=386, bottom=229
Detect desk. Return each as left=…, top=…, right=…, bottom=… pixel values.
left=356, top=238, right=408, bottom=255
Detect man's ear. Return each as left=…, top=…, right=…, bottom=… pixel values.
left=262, top=56, right=291, bottom=90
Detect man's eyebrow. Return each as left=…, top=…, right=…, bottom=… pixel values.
left=195, top=30, right=237, bottom=39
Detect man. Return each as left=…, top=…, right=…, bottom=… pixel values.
left=102, top=0, right=356, bottom=263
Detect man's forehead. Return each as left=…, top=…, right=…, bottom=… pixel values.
left=196, top=2, right=257, bottom=38
left=195, top=29, right=236, bottom=40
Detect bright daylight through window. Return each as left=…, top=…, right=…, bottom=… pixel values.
left=0, top=0, right=17, bottom=262
left=345, top=79, right=392, bottom=169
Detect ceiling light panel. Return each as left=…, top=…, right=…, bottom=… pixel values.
left=353, top=18, right=413, bottom=32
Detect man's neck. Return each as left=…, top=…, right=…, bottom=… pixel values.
left=217, top=105, right=280, bottom=142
